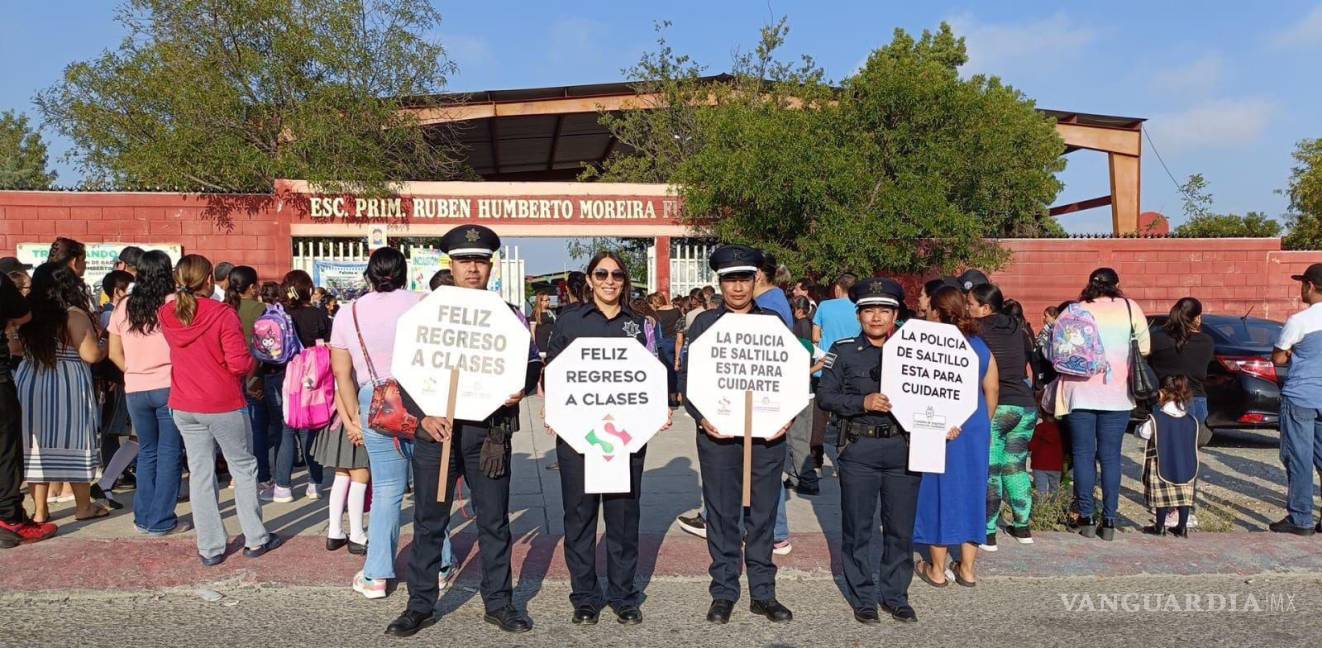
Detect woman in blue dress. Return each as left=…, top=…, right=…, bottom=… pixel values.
left=913, top=285, right=1000, bottom=588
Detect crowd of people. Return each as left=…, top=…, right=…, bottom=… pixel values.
left=2, top=228, right=1322, bottom=632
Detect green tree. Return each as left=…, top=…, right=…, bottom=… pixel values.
left=0, top=110, right=57, bottom=189
left=37, top=0, right=463, bottom=192
left=589, top=21, right=1066, bottom=277
left=1179, top=173, right=1214, bottom=221
left=1284, top=138, right=1322, bottom=250
left=1174, top=211, right=1282, bottom=238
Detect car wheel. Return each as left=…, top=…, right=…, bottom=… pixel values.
left=1197, top=422, right=1213, bottom=448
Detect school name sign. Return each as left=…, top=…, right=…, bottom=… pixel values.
left=304, top=194, right=684, bottom=223
left=880, top=319, right=979, bottom=473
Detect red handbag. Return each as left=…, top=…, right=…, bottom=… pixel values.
left=352, top=301, right=417, bottom=440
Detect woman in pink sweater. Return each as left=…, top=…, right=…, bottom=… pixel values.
left=159, top=255, right=280, bottom=566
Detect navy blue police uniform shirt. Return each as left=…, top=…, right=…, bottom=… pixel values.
left=816, top=336, right=902, bottom=429
left=544, top=303, right=657, bottom=365
left=680, top=303, right=781, bottom=427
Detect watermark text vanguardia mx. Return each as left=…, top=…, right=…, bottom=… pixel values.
left=1060, top=592, right=1298, bottom=613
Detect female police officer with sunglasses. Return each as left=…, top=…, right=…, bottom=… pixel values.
left=542, top=251, right=669, bottom=626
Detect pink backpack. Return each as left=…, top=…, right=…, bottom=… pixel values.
left=283, top=343, right=335, bottom=429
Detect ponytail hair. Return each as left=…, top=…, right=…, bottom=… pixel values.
left=173, top=254, right=213, bottom=326
left=1163, top=297, right=1203, bottom=350
left=224, top=265, right=258, bottom=309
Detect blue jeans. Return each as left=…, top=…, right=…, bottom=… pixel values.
left=245, top=382, right=282, bottom=484
left=1066, top=409, right=1130, bottom=523
left=269, top=371, right=324, bottom=489
left=1279, top=398, right=1322, bottom=528
left=126, top=388, right=182, bottom=533
left=359, top=384, right=453, bottom=579
left=1189, top=396, right=1209, bottom=427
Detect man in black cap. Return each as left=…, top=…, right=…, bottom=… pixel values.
left=0, top=257, right=32, bottom=278
left=1271, top=262, right=1322, bottom=535
left=816, top=276, right=921, bottom=624
left=386, top=224, right=544, bottom=636
left=681, top=244, right=795, bottom=625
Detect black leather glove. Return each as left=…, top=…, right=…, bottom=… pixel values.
left=480, top=423, right=511, bottom=479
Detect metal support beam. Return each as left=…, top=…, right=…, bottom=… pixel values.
left=547, top=114, right=564, bottom=171
left=1049, top=195, right=1113, bottom=217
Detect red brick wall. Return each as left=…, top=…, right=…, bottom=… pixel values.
left=2, top=191, right=1321, bottom=323
left=0, top=191, right=290, bottom=281
left=989, top=239, right=1321, bottom=324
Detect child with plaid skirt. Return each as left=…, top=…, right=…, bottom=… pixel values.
left=1139, top=375, right=1200, bottom=537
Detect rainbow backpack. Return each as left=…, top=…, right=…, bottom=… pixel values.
left=1049, top=303, right=1110, bottom=379
left=283, top=344, right=334, bottom=430
left=251, top=303, right=303, bottom=364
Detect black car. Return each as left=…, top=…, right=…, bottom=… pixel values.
left=1136, top=314, right=1285, bottom=440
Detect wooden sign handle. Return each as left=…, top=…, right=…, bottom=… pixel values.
left=742, top=390, right=753, bottom=508
left=437, top=370, right=460, bottom=503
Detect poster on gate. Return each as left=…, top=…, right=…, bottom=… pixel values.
left=391, top=286, right=531, bottom=422
left=311, top=260, right=368, bottom=296
left=17, top=242, right=182, bottom=298
left=408, top=250, right=448, bottom=292
left=684, top=313, right=810, bottom=438
left=544, top=338, right=668, bottom=493
left=879, top=319, right=979, bottom=473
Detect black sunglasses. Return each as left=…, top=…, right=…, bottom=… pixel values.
left=592, top=269, right=627, bottom=281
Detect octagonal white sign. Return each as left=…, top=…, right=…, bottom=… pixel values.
left=685, top=313, right=810, bottom=438
left=880, top=319, right=979, bottom=473
left=392, top=286, right=531, bottom=422
left=545, top=337, right=668, bottom=493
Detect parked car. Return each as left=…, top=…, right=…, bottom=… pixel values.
left=1134, top=314, right=1286, bottom=444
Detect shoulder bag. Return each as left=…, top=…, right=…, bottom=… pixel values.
left=352, top=300, right=418, bottom=440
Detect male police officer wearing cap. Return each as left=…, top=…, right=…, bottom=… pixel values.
left=681, top=245, right=795, bottom=625
left=386, top=225, right=543, bottom=637
left=816, top=277, right=921, bottom=624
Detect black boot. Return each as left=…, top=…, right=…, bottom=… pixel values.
left=1077, top=515, right=1096, bottom=538
left=1097, top=519, right=1116, bottom=541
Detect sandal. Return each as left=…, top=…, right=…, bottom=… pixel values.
left=914, top=559, right=948, bottom=588
left=950, top=561, right=976, bottom=588
left=74, top=506, right=111, bottom=521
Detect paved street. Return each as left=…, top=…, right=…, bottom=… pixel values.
left=4, top=575, right=1319, bottom=648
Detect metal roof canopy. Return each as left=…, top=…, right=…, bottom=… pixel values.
left=408, top=76, right=1146, bottom=232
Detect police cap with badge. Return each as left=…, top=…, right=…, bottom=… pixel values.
left=708, top=245, right=764, bottom=278
left=440, top=224, right=500, bottom=259
left=850, top=277, right=904, bottom=311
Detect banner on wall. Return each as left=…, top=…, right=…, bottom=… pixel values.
left=408, top=250, right=448, bottom=292
left=311, top=260, right=368, bottom=296
left=17, top=242, right=183, bottom=297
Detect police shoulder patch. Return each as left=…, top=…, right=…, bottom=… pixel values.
left=822, top=352, right=837, bottom=369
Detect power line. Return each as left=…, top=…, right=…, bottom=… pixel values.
left=1144, top=127, right=1186, bottom=194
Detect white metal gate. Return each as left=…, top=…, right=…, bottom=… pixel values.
left=292, top=238, right=526, bottom=308
left=664, top=243, right=716, bottom=298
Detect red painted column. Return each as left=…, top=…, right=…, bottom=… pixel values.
left=655, top=236, right=671, bottom=297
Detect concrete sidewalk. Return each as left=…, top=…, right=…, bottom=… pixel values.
left=5, top=397, right=1322, bottom=592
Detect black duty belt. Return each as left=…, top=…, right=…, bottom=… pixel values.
left=844, top=419, right=904, bottom=439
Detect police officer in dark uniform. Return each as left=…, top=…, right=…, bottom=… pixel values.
left=386, top=225, right=543, bottom=637
left=816, top=277, right=922, bottom=624
left=682, top=245, right=794, bottom=625
left=544, top=251, right=667, bottom=626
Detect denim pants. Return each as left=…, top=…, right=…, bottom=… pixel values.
left=175, top=409, right=269, bottom=559
left=246, top=389, right=280, bottom=484
left=358, top=383, right=452, bottom=580
left=1279, top=397, right=1322, bottom=528
left=268, top=370, right=325, bottom=489
left=1066, top=409, right=1130, bottom=523
left=1189, top=396, right=1209, bottom=427
left=126, top=388, right=182, bottom=533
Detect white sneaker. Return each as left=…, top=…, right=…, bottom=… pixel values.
left=259, top=485, right=294, bottom=503
left=305, top=484, right=321, bottom=500
left=438, top=565, right=456, bottom=591
left=773, top=539, right=792, bottom=556
left=353, top=570, right=387, bottom=599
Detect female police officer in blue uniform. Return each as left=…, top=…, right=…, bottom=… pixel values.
left=543, top=251, right=668, bottom=626
left=681, top=245, right=795, bottom=625
left=816, top=277, right=922, bottom=624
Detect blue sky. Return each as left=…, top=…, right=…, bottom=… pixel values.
left=3, top=1, right=1320, bottom=272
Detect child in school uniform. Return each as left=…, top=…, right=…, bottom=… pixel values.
left=1140, top=374, right=1200, bottom=537
left=1029, top=410, right=1064, bottom=495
